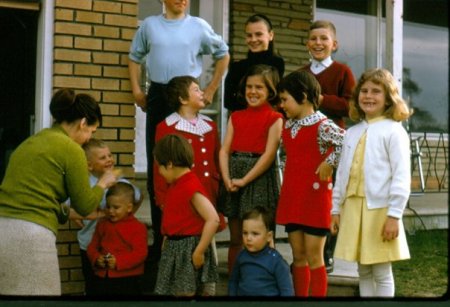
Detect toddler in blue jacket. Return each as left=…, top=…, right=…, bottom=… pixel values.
left=228, top=206, right=294, bottom=296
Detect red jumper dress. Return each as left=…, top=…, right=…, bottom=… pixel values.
left=276, top=119, right=333, bottom=229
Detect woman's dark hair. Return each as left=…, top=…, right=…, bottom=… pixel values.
left=165, top=76, right=199, bottom=111
left=153, top=134, right=193, bottom=168
left=238, top=64, right=280, bottom=105
left=50, top=88, right=102, bottom=126
left=277, top=71, right=321, bottom=110
left=246, top=14, right=275, bottom=54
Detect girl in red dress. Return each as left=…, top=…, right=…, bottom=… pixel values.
left=219, top=64, right=283, bottom=274
left=153, top=134, right=220, bottom=296
left=276, top=71, right=345, bottom=297
left=153, top=76, right=225, bottom=229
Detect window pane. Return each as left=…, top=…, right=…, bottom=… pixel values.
left=316, top=5, right=448, bottom=133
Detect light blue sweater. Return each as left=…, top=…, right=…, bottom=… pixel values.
left=129, top=14, right=228, bottom=84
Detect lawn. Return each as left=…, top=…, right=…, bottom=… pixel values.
left=393, top=229, right=448, bottom=298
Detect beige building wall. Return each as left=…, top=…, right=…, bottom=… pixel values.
left=53, top=0, right=139, bottom=294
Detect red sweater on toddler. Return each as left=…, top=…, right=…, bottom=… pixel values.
left=87, top=214, right=148, bottom=278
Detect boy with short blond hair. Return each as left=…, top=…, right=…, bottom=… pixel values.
left=301, top=20, right=356, bottom=129
left=300, top=20, right=356, bottom=274
left=73, top=138, right=143, bottom=295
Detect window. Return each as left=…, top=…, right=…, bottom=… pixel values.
left=316, top=0, right=448, bottom=132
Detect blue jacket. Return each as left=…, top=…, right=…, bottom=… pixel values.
left=228, top=245, right=294, bottom=296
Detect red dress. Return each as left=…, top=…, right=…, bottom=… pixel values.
left=276, top=118, right=334, bottom=229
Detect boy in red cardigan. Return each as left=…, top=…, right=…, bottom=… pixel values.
left=300, top=20, right=356, bottom=273
left=87, top=182, right=148, bottom=296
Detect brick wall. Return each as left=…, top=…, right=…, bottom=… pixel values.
left=53, top=0, right=139, bottom=295
left=229, top=0, right=313, bottom=74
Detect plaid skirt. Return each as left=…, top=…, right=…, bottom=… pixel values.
left=154, top=236, right=218, bottom=296
left=218, top=153, right=279, bottom=219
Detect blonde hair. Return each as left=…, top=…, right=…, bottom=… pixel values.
left=349, top=68, right=412, bottom=122
left=310, top=20, right=337, bottom=39
left=82, top=138, right=108, bottom=161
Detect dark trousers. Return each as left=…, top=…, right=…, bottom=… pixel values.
left=144, top=82, right=173, bottom=292
left=91, top=275, right=142, bottom=296
left=80, top=250, right=95, bottom=296
left=324, top=172, right=338, bottom=271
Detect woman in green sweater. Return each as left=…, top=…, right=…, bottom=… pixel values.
left=0, top=88, right=118, bottom=295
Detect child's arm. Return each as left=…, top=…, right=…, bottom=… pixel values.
left=109, top=222, right=148, bottom=271
left=330, top=214, right=340, bottom=236
left=319, top=67, right=355, bottom=118
left=382, top=125, right=411, bottom=241
left=219, top=118, right=237, bottom=192
left=316, top=120, right=346, bottom=181
left=86, top=222, right=105, bottom=268
left=227, top=253, right=241, bottom=296
left=191, top=192, right=220, bottom=269
left=274, top=259, right=295, bottom=296
left=232, top=118, right=283, bottom=188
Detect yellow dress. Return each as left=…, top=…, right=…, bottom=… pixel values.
left=333, top=131, right=410, bottom=265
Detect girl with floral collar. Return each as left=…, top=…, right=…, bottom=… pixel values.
left=276, top=70, right=345, bottom=297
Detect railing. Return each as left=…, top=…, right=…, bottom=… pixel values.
left=410, top=132, right=448, bottom=193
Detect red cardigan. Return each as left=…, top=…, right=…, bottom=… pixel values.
left=87, top=214, right=148, bottom=278
left=301, top=61, right=355, bottom=128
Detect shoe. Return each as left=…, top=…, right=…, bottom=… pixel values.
left=326, top=258, right=334, bottom=273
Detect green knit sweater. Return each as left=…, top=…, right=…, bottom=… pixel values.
left=0, top=125, right=104, bottom=234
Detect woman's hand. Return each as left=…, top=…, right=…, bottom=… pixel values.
left=382, top=216, right=399, bottom=242
left=330, top=214, right=340, bottom=235
left=96, top=169, right=119, bottom=189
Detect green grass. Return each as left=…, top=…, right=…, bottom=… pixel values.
left=393, top=229, right=448, bottom=297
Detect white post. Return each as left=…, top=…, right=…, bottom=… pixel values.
left=34, top=0, right=54, bottom=131
left=386, top=0, right=403, bottom=96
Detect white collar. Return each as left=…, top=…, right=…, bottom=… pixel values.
left=310, top=56, right=333, bottom=74
left=285, top=111, right=327, bottom=138
left=165, top=112, right=213, bottom=136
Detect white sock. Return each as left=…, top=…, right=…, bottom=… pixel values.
left=372, top=262, right=394, bottom=297
left=358, top=263, right=375, bottom=297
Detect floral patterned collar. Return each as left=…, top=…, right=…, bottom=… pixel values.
left=165, top=112, right=213, bottom=136
left=285, top=111, right=327, bottom=138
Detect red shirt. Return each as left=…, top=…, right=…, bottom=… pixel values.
left=302, top=61, right=355, bottom=128
left=230, top=103, right=283, bottom=154
left=154, top=113, right=220, bottom=207
left=87, top=214, right=148, bottom=278
left=161, top=171, right=207, bottom=236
